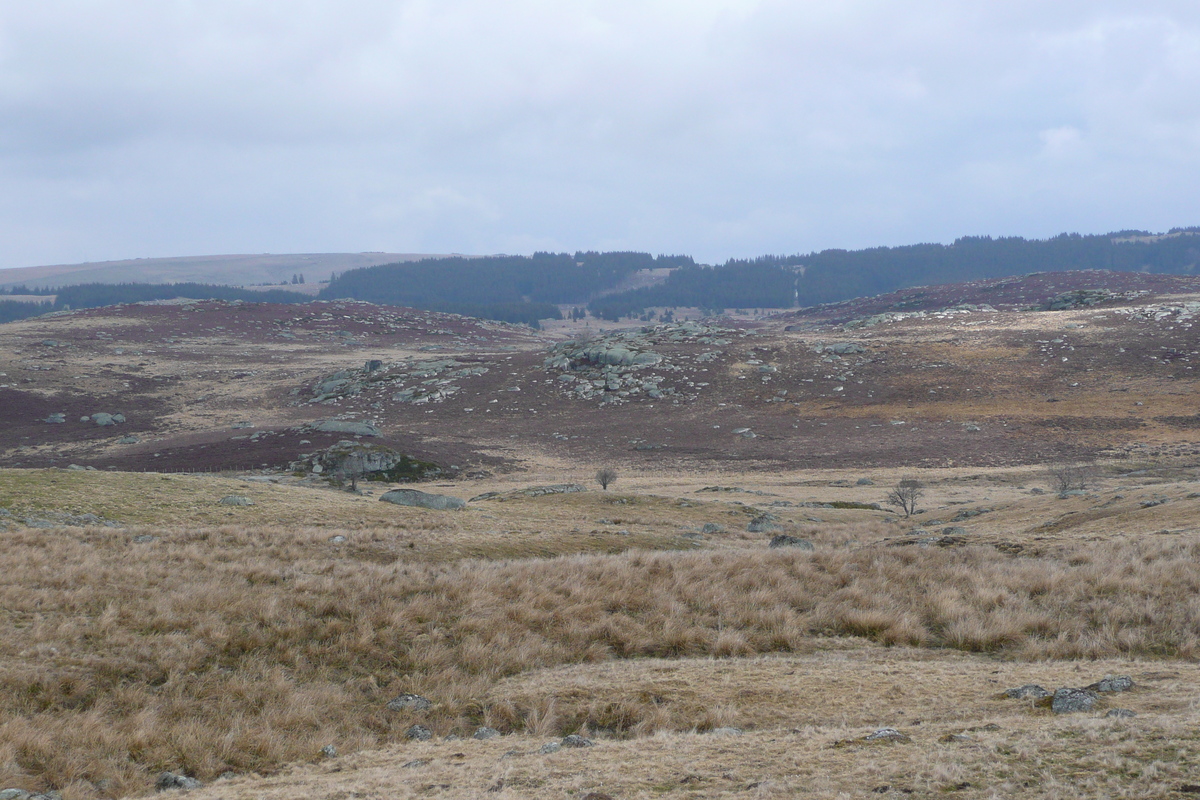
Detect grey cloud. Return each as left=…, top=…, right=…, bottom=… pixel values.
left=2, top=1, right=1200, bottom=268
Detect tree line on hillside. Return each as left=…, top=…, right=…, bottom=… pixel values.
left=589, top=229, right=1200, bottom=318
left=319, top=251, right=694, bottom=324
left=0, top=283, right=311, bottom=324
left=4, top=231, right=1199, bottom=326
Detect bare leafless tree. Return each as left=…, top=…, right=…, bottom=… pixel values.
left=595, top=467, right=618, bottom=491
left=886, top=478, right=923, bottom=517
left=1048, top=463, right=1096, bottom=495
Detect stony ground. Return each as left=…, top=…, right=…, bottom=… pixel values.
left=2, top=270, right=1200, bottom=799
left=3, top=270, right=1200, bottom=478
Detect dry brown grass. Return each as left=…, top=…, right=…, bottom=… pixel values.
left=1, top=518, right=1200, bottom=796
left=182, top=650, right=1200, bottom=800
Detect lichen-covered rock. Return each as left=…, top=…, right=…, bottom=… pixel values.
left=379, top=490, right=465, bottom=511
left=769, top=534, right=814, bottom=550
left=1051, top=688, right=1098, bottom=714
left=217, top=496, right=253, bottom=506
left=473, top=727, right=501, bottom=740
left=312, top=419, right=380, bottom=437
left=561, top=734, right=594, bottom=748
left=405, top=725, right=433, bottom=741
left=1004, top=684, right=1051, bottom=700
left=747, top=513, right=779, bottom=533
left=387, top=693, right=433, bottom=711
left=1087, top=675, right=1134, bottom=693
left=155, top=772, right=202, bottom=791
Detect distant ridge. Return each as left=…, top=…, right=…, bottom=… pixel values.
left=0, top=252, right=467, bottom=290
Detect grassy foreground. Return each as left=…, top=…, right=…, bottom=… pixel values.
left=0, top=470, right=1195, bottom=796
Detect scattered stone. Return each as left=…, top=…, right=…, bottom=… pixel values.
left=118, top=435, right=140, bottom=444
left=1051, top=687, right=1098, bottom=714
left=328, top=535, right=347, bottom=544
left=218, top=495, right=254, bottom=506
left=468, top=492, right=502, bottom=502
left=561, top=734, right=595, bottom=748
left=538, top=741, right=561, bottom=754
left=941, top=526, right=968, bottom=536
left=1087, top=675, right=1134, bottom=693
left=1004, top=684, right=1051, bottom=700
left=0, top=790, right=31, bottom=800
left=769, top=534, right=814, bottom=550
left=91, top=413, right=117, bottom=426
left=863, top=727, right=911, bottom=743
left=516, top=484, right=587, bottom=497
left=401, top=759, right=428, bottom=769
left=709, top=727, right=743, bottom=737
left=41, top=413, right=65, bottom=424
left=818, top=342, right=866, bottom=355
left=747, top=513, right=779, bottom=533
left=856, top=477, right=875, bottom=485
left=939, top=733, right=973, bottom=743
left=387, top=693, right=433, bottom=711
left=132, top=534, right=156, bottom=544
left=155, top=772, right=202, bottom=791
left=405, top=725, right=433, bottom=741
left=1106, top=708, right=1137, bottom=718
left=473, top=726, right=501, bottom=740
left=312, top=419, right=381, bottom=437
left=700, top=523, right=724, bottom=534
left=379, top=489, right=465, bottom=511
left=320, top=744, right=337, bottom=758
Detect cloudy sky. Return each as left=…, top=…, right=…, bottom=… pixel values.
left=2, top=1, right=1199, bottom=268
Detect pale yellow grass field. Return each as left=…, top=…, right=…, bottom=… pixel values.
left=187, top=650, right=1200, bottom=800
left=2, top=468, right=1200, bottom=798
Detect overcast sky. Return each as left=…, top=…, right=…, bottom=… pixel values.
left=2, top=1, right=1199, bottom=269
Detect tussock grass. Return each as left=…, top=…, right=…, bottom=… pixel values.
left=2, top=524, right=1200, bottom=795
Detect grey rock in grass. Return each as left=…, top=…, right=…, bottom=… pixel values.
left=561, top=734, right=594, bottom=748
left=312, top=419, right=380, bottom=437
left=769, top=534, right=814, bottom=550
left=1105, top=708, right=1137, bottom=718
left=328, top=535, right=347, bottom=544
left=387, top=693, right=432, bottom=711
left=863, top=727, right=911, bottom=743
left=218, top=496, right=254, bottom=506
left=0, top=790, right=32, bottom=800
left=941, top=526, right=968, bottom=536
left=747, top=513, right=780, bottom=533
left=1004, top=684, right=1051, bottom=700
left=709, top=727, right=743, bottom=736
left=379, top=489, right=465, bottom=511
left=473, top=726, right=501, bottom=740
left=700, top=523, right=724, bottom=534
left=1087, top=675, right=1134, bottom=693
left=856, top=477, right=875, bottom=485
left=132, top=534, right=156, bottom=543
left=118, top=435, right=140, bottom=444
left=405, top=724, right=433, bottom=741
left=42, top=413, right=65, bottom=424
left=402, top=759, right=428, bottom=768
left=1051, top=687, right=1098, bottom=714
left=155, top=772, right=202, bottom=791
left=538, top=741, right=561, bottom=754
left=91, top=413, right=116, bottom=426
left=320, top=744, right=337, bottom=758
left=517, top=484, right=587, bottom=497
